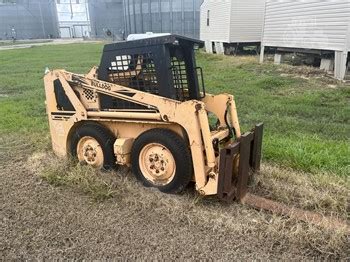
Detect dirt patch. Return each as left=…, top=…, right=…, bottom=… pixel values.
left=277, top=65, right=326, bottom=77
left=276, top=66, right=340, bottom=85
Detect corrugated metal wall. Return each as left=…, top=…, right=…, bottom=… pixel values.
left=200, top=0, right=265, bottom=43
left=88, top=0, right=125, bottom=40
left=123, top=0, right=203, bottom=39
left=56, top=0, right=90, bottom=38
left=0, top=0, right=59, bottom=40
left=262, top=0, right=350, bottom=52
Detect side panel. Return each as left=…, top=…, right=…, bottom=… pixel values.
left=44, top=74, right=75, bottom=157
left=100, top=120, right=185, bottom=141
left=230, top=0, right=266, bottom=43
left=262, top=0, right=350, bottom=51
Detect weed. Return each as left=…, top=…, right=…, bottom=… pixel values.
left=255, top=76, right=290, bottom=90
left=40, top=158, right=119, bottom=201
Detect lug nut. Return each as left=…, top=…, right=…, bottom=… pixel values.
left=150, top=165, right=154, bottom=169
left=156, top=170, right=159, bottom=173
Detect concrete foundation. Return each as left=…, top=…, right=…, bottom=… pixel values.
left=205, top=41, right=213, bottom=54
left=260, top=46, right=349, bottom=80
left=274, top=53, right=285, bottom=64
left=259, top=45, right=265, bottom=63
left=334, top=51, right=348, bottom=80
left=214, top=42, right=225, bottom=55
left=320, top=58, right=334, bottom=71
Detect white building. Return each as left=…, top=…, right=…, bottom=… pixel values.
left=260, top=0, right=350, bottom=80
left=200, top=0, right=266, bottom=54
left=56, top=0, right=90, bottom=38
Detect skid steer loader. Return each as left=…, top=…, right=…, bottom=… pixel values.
left=44, top=35, right=263, bottom=202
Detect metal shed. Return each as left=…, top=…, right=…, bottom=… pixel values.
left=200, top=0, right=266, bottom=54
left=123, top=0, right=203, bottom=39
left=0, top=0, right=59, bottom=40
left=260, top=0, right=350, bottom=80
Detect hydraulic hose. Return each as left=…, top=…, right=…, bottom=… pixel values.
left=224, top=106, right=236, bottom=139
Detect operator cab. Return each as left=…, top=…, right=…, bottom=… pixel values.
left=98, top=34, right=205, bottom=103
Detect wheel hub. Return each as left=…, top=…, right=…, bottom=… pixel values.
left=83, top=145, right=98, bottom=163
left=77, top=136, right=104, bottom=168
left=139, top=143, right=176, bottom=185
left=148, top=153, right=169, bottom=177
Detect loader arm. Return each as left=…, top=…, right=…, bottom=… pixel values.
left=47, top=70, right=213, bottom=190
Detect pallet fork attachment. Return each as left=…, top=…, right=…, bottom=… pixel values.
left=218, top=123, right=264, bottom=202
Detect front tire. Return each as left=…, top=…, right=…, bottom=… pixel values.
left=131, top=128, right=193, bottom=193
left=70, top=122, right=116, bottom=170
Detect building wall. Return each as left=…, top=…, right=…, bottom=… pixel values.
left=200, top=0, right=231, bottom=42
left=262, top=0, right=350, bottom=52
left=200, top=0, right=265, bottom=43
left=230, top=0, right=265, bottom=43
left=56, top=0, right=90, bottom=38
left=0, top=0, right=59, bottom=40
left=124, top=0, right=203, bottom=39
left=89, top=0, right=125, bottom=40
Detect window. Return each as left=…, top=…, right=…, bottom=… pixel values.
left=109, top=55, right=132, bottom=71
left=108, top=53, right=159, bottom=95
left=207, top=10, right=210, bottom=26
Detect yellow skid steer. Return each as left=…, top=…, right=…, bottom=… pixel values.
left=44, top=35, right=263, bottom=201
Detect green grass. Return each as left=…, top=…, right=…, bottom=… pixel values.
left=197, top=53, right=350, bottom=176
left=0, top=44, right=349, bottom=176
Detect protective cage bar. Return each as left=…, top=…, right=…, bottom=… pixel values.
left=98, top=35, right=204, bottom=101
left=218, top=123, right=264, bottom=202
left=107, top=53, right=193, bottom=101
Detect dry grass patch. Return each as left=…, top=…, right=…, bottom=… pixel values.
left=253, top=163, right=349, bottom=220
left=33, top=155, right=124, bottom=201
left=27, top=153, right=350, bottom=258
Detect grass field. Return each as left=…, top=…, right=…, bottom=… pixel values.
left=0, top=39, right=52, bottom=46
left=0, top=43, right=349, bottom=259
left=0, top=43, right=349, bottom=175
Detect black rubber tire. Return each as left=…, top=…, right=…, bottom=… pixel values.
left=131, top=128, right=193, bottom=194
left=70, top=122, right=117, bottom=170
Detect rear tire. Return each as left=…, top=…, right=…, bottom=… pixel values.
left=70, top=122, right=116, bottom=170
left=131, top=128, right=193, bottom=193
